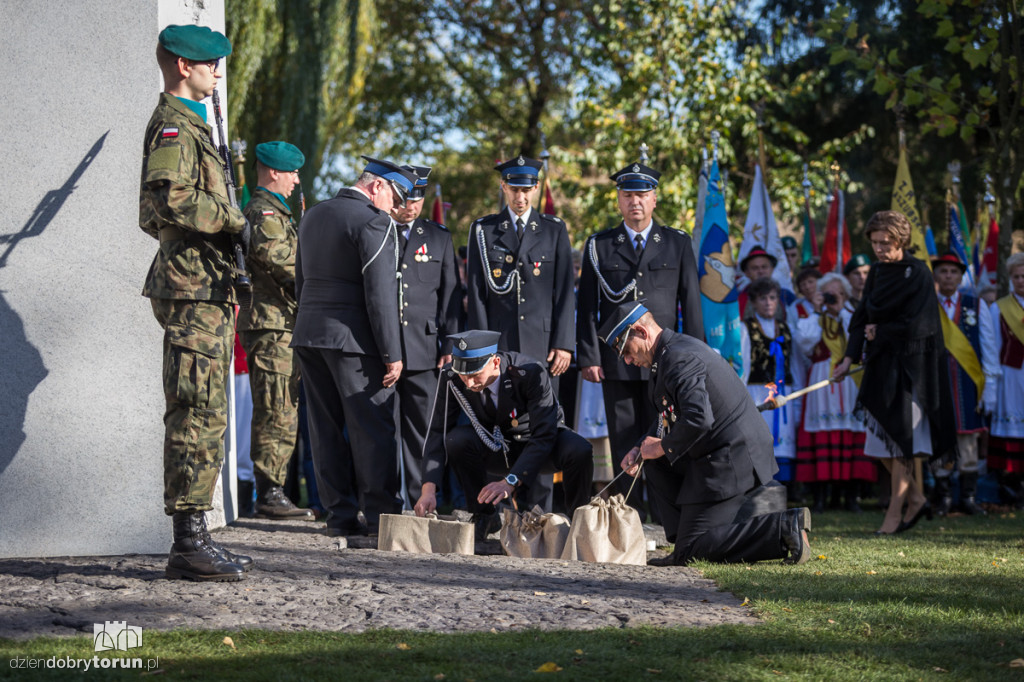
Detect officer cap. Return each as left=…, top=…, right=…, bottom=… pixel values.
left=932, top=251, right=967, bottom=273
left=495, top=156, right=542, bottom=187
left=450, top=330, right=502, bottom=375
left=740, top=246, right=777, bottom=272
left=598, top=301, right=649, bottom=356
left=781, top=235, right=799, bottom=250
left=159, top=24, right=232, bottom=61
left=843, top=253, right=872, bottom=275
left=255, top=141, right=305, bottom=172
left=610, top=163, right=660, bottom=192
left=361, top=156, right=418, bottom=203
left=402, top=165, right=432, bottom=201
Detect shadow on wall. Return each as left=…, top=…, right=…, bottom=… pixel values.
left=0, top=132, right=108, bottom=477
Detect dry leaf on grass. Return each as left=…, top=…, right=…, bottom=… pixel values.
left=434, top=674, right=446, bottom=680
left=534, top=662, right=563, bottom=673
left=1009, top=658, right=1024, bottom=668
left=866, top=571, right=877, bottom=575
left=740, top=597, right=750, bottom=606
left=222, top=636, right=235, bottom=650
left=396, top=643, right=411, bottom=651
left=646, top=669, right=662, bottom=674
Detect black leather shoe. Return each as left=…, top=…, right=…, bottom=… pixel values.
left=196, top=514, right=254, bottom=572
left=256, top=475, right=315, bottom=520
left=166, top=513, right=245, bottom=582
left=896, top=502, right=932, bottom=533
left=781, top=507, right=812, bottom=565
left=647, top=554, right=681, bottom=567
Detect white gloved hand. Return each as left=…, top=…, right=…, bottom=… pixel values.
left=981, top=378, right=998, bottom=415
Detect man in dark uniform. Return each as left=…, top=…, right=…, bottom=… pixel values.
left=600, top=301, right=811, bottom=566
left=141, top=24, right=253, bottom=580
left=291, top=156, right=417, bottom=537
left=413, top=331, right=593, bottom=529
left=237, top=141, right=313, bottom=520
left=465, top=156, right=575, bottom=393
left=577, top=162, right=703, bottom=513
left=392, top=165, right=462, bottom=504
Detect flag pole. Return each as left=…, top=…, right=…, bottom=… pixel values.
left=537, top=128, right=550, bottom=212
left=755, top=101, right=769, bottom=189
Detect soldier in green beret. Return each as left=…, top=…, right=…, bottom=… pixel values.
left=237, top=142, right=314, bottom=520
left=140, top=24, right=253, bottom=581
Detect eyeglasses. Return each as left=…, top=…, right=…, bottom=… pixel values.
left=191, top=58, right=220, bottom=72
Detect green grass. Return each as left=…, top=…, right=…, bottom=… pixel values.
left=3, top=509, right=1023, bottom=681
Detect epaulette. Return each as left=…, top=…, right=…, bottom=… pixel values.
left=542, top=214, right=563, bottom=223
left=420, top=218, right=448, bottom=232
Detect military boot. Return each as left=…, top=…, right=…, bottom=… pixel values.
left=932, top=475, right=953, bottom=517
left=166, top=513, right=244, bottom=582
left=195, top=512, right=254, bottom=572
left=255, top=473, right=314, bottom=520
left=237, top=479, right=256, bottom=518
left=957, top=473, right=987, bottom=516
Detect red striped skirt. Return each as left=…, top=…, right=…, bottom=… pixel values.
left=988, top=437, right=1024, bottom=474
left=795, top=428, right=877, bottom=483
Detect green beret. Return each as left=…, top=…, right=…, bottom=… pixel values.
left=781, top=236, right=798, bottom=250
left=843, top=253, right=872, bottom=274
left=255, top=141, right=305, bottom=172
left=159, top=24, right=232, bottom=61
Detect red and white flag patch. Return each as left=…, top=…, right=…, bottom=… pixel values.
left=262, top=210, right=275, bottom=216
left=161, top=127, right=179, bottom=138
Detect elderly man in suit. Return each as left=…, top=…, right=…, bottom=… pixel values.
left=601, top=301, right=812, bottom=566
left=577, top=162, right=703, bottom=514
left=291, top=156, right=417, bottom=537
left=413, top=330, right=593, bottom=534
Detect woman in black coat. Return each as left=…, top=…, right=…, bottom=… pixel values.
left=834, top=210, right=957, bottom=535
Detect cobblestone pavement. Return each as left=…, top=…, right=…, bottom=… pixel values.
left=0, top=518, right=758, bottom=640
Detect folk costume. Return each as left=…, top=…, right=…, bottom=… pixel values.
left=740, top=314, right=797, bottom=480
left=980, top=292, right=1024, bottom=475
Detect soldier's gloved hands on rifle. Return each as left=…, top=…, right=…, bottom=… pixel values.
left=238, top=217, right=252, bottom=257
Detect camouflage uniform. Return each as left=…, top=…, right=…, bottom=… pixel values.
left=140, top=93, right=246, bottom=515
left=237, top=188, right=299, bottom=487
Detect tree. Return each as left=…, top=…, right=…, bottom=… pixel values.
left=823, top=0, right=1023, bottom=290
left=226, top=0, right=377, bottom=205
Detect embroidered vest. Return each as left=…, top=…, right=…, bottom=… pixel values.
left=746, top=319, right=793, bottom=385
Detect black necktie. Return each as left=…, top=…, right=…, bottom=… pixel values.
left=634, top=233, right=644, bottom=257
left=516, top=217, right=525, bottom=240
left=481, top=387, right=498, bottom=422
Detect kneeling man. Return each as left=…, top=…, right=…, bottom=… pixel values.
left=599, top=302, right=811, bottom=566
left=414, top=330, right=593, bottom=526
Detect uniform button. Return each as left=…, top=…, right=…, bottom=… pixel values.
left=520, top=315, right=525, bottom=320
left=402, top=264, right=408, bottom=269
left=637, top=272, right=643, bottom=277
left=638, top=290, right=644, bottom=296
left=404, top=303, right=409, bottom=307
left=403, top=283, right=409, bottom=289
left=403, top=321, right=408, bottom=326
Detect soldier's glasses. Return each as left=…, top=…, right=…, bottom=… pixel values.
left=191, top=58, right=220, bottom=72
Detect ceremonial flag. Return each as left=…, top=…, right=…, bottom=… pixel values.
left=925, top=225, right=938, bottom=258
left=979, top=210, right=1000, bottom=289
left=738, top=164, right=794, bottom=303
left=431, top=184, right=445, bottom=224
left=800, top=193, right=819, bottom=265
left=697, top=159, right=743, bottom=376
left=542, top=175, right=556, bottom=215
left=692, top=156, right=708, bottom=265
left=820, top=186, right=851, bottom=274
left=891, top=146, right=930, bottom=266
left=948, top=201, right=976, bottom=292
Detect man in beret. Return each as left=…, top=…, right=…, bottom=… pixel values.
left=413, top=330, right=593, bottom=534
left=781, top=235, right=801, bottom=276
left=465, top=156, right=575, bottom=395
left=292, top=156, right=416, bottom=537
left=577, top=162, right=703, bottom=516
left=140, top=24, right=252, bottom=580
left=237, top=141, right=314, bottom=520
left=843, top=254, right=872, bottom=310
left=391, top=165, right=462, bottom=504
left=601, top=301, right=812, bottom=566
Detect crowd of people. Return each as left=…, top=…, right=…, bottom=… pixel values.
left=140, top=25, right=1022, bottom=582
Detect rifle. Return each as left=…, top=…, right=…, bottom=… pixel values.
left=210, top=89, right=253, bottom=311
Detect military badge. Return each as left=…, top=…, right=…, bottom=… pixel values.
left=616, top=233, right=626, bottom=244
left=510, top=408, right=518, bottom=428
left=517, top=156, right=525, bottom=166
left=493, top=268, right=504, bottom=278
left=501, top=220, right=510, bottom=231
left=632, top=164, right=640, bottom=172
left=533, top=261, right=541, bottom=276
left=965, top=309, right=977, bottom=326
left=416, top=226, right=424, bottom=234
left=459, top=339, right=468, bottom=350
left=261, top=210, right=274, bottom=216
left=161, top=127, right=179, bottom=138
left=652, top=233, right=661, bottom=243
left=415, top=244, right=428, bottom=262
left=529, top=221, right=537, bottom=231
left=505, top=255, right=514, bottom=264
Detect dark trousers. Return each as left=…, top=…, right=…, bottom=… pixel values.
left=602, top=378, right=660, bottom=514
left=396, top=368, right=439, bottom=504
left=295, top=347, right=402, bottom=532
left=444, top=425, right=594, bottom=515
left=645, top=455, right=788, bottom=564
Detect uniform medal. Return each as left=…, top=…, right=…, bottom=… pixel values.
left=533, top=261, right=541, bottom=276
left=415, top=244, right=428, bottom=262
left=493, top=268, right=504, bottom=278
left=510, top=408, right=519, bottom=428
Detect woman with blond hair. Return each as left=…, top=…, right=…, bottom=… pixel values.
left=833, top=210, right=957, bottom=534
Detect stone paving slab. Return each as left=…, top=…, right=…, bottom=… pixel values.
left=0, top=518, right=758, bottom=640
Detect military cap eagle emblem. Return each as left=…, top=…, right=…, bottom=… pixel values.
left=632, top=164, right=640, bottom=172
left=517, top=156, right=525, bottom=166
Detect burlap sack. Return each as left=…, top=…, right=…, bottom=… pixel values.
left=499, top=505, right=570, bottom=559
left=560, top=494, right=646, bottom=565
left=377, top=512, right=474, bottom=555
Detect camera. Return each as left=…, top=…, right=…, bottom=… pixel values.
left=822, top=292, right=838, bottom=305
